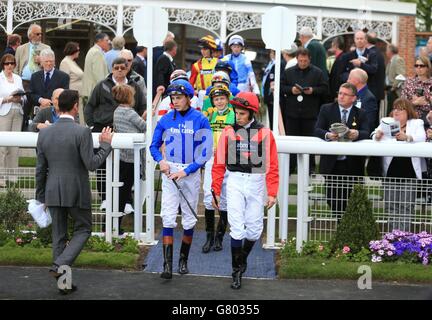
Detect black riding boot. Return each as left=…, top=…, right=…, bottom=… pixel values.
left=231, top=246, right=243, bottom=289
left=202, top=209, right=215, bottom=253
left=161, top=244, right=173, bottom=279
left=178, top=241, right=191, bottom=274
left=214, top=210, right=228, bottom=251
left=241, top=239, right=255, bottom=274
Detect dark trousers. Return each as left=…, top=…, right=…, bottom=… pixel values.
left=92, top=123, right=113, bottom=201
left=50, top=206, right=92, bottom=267
left=22, top=80, right=31, bottom=131
left=325, top=160, right=359, bottom=216
left=267, top=102, right=274, bottom=130
left=386, top=90, right=399, bottom=116
left=119, top=161, right=134, bottom=212
left=285, top=117, right=316, bottom=172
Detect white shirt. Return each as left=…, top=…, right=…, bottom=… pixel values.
left=59, top=114, right=75, bottom=120
left=0, top=71, right=24, bottom=116
left=163, top=52, right=174, bottom=62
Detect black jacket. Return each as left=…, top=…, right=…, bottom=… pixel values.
left=262, top=58, right=286, bottom=105
left=281, top=64, right=328, bottom=119
left=340, top=48, right=379, bottom=98
left=132, top=55, right=147, bottom=84
left=314, top=102, right=370, bottom=175
left=357, top=86, right=378, bottom=131
left=154, top=53, right=176, bottom=96
left=29, top=69, right=70, bottom=106
left=328, top=53, right=345, bottom=100
left=367, top=46, right=386, bottom=100
left=84, top=74, right=145, bottom=127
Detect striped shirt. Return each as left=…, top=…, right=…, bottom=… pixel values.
left=113, top=105, right=146, bottom=163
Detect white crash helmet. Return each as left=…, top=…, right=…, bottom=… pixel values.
left=228, top=34, right=244, bottom=47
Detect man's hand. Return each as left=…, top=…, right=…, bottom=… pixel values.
left=37, top=121, right=51, bottom=130
left=326, top=132, right=339, bottom=141
left=412, top=96, right=427, bottom=106
left=374, top=129, right=384, bottom=141
left=350, top=58, right=362, bottom=67
left=292, top=86, right=302, bottom=95
left=427, top=128, right=432, bottom=140
left=99, top=127, right=113, bottom=144
left=159, top=160, right=170, bottom=175
left=266, top=196, right=277, bottom=209
left=303, top=87, right=313, bottom=95
left=347, top=129, right=359, bottom=140
left=168, top=170, right=187, bottom=181
left=270, top=81, right=275, bottom=92
left=212, top=195, right=220, bottom=210
left=395, top=131, right=408, bottom=141
left=157, top=86, right=165, bottom=94
left=39, top=98, right=52, bottom=108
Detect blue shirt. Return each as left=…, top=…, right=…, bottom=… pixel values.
left=223, top=53, right=253, bottom=85
left=150, top=107, right=212, bottom=175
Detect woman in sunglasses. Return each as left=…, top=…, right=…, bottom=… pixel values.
left=0, top=54, right=25, bottom=185
left=401, top=56, right=432, bottom=123
left=211, top=91, right=279, bottom=290
left=150, top=79, right=212, bottom=280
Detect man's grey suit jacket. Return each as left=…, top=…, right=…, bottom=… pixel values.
left=36, top=117, right=112, bottom=210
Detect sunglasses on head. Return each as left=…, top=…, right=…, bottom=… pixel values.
left=113, top=66, right=127, bottom=71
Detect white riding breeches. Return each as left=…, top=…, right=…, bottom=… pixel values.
left=160, top=162, right=201, bottom=230
left=203, top=156, right=228, bottom=211
left=226, top=171, right=266, bottom=241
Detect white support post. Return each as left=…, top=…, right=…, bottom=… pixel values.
left=296, top=154, right=304, bottom=252
left=316, top=9, right=323, bottom=40
left=6, top=0, right=13, bottom=34
left=105, top=153, right=113, bottom=243
left=220, top=4, right=227, bottom=48
left=112, top=149, right=120, bottom=237
left=145, top=36, right=155, bottom=246
left=265, top=203, right=276, bottom=249
left=302, top=154, right=310, bottom=241
left=133, top=143, right=143, bottom=241
left=116, top=0, right=124, bottom=36
left=279, top=153, right=289, bottom=242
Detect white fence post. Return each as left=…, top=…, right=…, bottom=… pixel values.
left=112, top=149, right=121, bottom=237
left=105, top=153, right=113, bottom=243
left=133, top=143, right=142, bottom=241
left=296, top=154, right=305, bottom=252
left=280, top=153, right=290, bottom=242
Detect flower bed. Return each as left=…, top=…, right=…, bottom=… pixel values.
left=369, top=230, right=432, bottom=265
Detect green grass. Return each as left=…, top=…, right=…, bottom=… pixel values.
left=19, top=157, right=36, bottom=167
left=0, top=247, right=138, bottom=270
left=279, top=257, right=432, bottom=283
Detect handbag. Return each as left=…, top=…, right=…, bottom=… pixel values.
left=27, top=199, right=52, bottom=228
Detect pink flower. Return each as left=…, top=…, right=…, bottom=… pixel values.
left=387, top=251, right=394, bottom=256
left=318, top=245, right=324, bottom=251
left=16, top=238, right=23, bottom=244
left=342, top=246, right=350, bottom=254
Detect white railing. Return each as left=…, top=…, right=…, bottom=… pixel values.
left=0, top=132, right=153, bottom=245
left=270, top=136, right=432, bottom=252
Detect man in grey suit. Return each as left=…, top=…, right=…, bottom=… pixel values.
left=35, top=89, right=113, bottom=294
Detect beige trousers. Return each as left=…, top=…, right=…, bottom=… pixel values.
left=0, top=108, right=23, bottom=169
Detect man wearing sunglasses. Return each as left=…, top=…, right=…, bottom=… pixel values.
left=84, top=57, right=146, bottom=210
left=14, top=24, right=51, bottom=130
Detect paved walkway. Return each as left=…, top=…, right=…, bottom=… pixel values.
left=1, top=266, right=431, bottom=300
